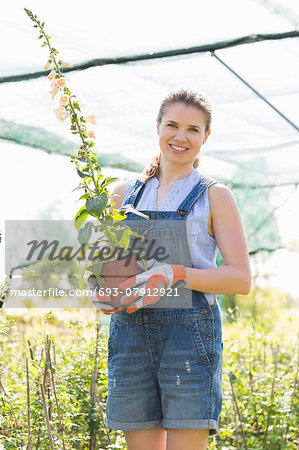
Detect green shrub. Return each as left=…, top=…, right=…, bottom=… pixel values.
left=0, top=305, right=298, bottom=449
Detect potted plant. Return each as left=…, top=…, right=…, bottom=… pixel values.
left=25, top=9, right=148, bottom=310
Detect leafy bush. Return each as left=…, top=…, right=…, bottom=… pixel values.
left=0, top=305, right=298, bottom=449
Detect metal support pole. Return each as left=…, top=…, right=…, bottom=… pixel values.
left=211, top=51, right=299, bottom=134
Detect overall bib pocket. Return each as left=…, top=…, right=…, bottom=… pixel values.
left=107, top=318, right=118, bottom=362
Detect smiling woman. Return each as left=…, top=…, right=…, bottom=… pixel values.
left=140, top=89, right=211, bottom=181
left=158, top=104, right=208, bottom=163
left=95, top=88, right=251, bottom=450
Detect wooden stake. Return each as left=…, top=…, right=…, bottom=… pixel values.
left=40, top=383, right=55, bottom=450
left=46, top=346, right=66, bottom=450
left=27, top=339, right=34, bottom=361
left=43, top=336, right=52, bottom=422
left=26, top=358, right=31, bottom=450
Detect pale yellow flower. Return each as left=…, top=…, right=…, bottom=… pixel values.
left=61, top=111, right=71, bottom=122
left=50, top=78, right=58, bottom=87
left=48, top=69, right=56, bottom=81
left=43, top=61, right=51, bottom=71
left=86, top=130, right=95, bottom=138
left=60, top=96, right=68, bottom=106
left=49, top=85, right=59, bottom=100
left=61, top=61, right=73, bottom=68
left=54, top=105, right=70, bottom=122
left=54, top=105, right=64, bottom=120
left=57, top=78, right=65, bottom=88
left=84, top=115, right=97, bottom=125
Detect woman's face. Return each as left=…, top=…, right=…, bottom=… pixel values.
left=157, top=102, right=210, bottom=168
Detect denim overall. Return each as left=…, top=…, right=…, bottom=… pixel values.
left=105, top=176, right=223, bottom=434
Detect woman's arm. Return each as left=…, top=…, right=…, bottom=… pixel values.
left=185, top=184, right=251, bottom=295
left=109, top=180, right=129, bottom=212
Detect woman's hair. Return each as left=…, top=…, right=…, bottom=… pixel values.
left=140, top=88, right=212, bottom=182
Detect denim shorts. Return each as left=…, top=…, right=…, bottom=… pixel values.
left=105, top=294, right=223, bottom=435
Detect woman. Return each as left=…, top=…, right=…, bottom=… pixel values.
left=95, top=89, right=251, bottom=450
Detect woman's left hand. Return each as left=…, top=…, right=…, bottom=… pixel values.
left=119, top=263, right=187, bottom=313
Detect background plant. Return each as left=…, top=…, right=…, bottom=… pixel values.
left=0, top=294, right=298, bottom=449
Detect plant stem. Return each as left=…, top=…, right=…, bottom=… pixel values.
left=284, top=338, right=299, bottom=444
left=95, top=392, right=112, bottom=445
left=263, top=344, right=279, bottom=448
left=231, top=387, right=240, bottom=450
left=248, top=340, right=260, bottom=434
left=229, top=372, right=248, bottom=450
left=0, top=379, right=22, bottom=446
left=68, top=99, right=98, bottom=194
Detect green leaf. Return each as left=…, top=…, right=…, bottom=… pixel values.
left=78, top=222, right=92, bottom=245
left=113, top=228, right=124, bottom=242
left=100, top=177, right=118, bottom=189
left=72, top=185, right=86, bottom=192
left=44, top=310, right=53, bottom=320
left=74, top=207, right=90, bottom=231
left=118, top=229, right=131, bottom=250
left=111, top=210, right=126, bottom=221
left=92, top=258, right=102, bottom=276
left=78, top=193, right=89, bottom=201
left=86, top=193, right=108, bottom=218
left=29, top=361, right=39, bottom=378
left=229, top=371, right=237, bottom=383
left=77, top=168, right=90, bottom=178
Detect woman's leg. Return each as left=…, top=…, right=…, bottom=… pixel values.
left=166, top=429, right=209, bottom=450
left=124, top=428, right=167, bottom=450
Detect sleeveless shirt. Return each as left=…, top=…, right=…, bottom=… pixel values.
left=122, top=170, right=219, bottom=305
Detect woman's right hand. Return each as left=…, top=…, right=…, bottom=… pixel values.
left=90, top=290, right=126, bottom=315
left=88, top=275, right=126, bottom=315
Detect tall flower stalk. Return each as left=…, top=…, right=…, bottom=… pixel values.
left=25, top=8, right=147, bottom=284
left=24, top=9, right=113, bottom=210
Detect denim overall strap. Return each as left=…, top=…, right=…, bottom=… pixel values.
left=123, top=180, right=146, bottom=207
left=177, top=176, right=219, bottom=216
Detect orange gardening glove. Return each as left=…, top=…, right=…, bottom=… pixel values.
left=119, top=263, right=187, bottom=313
